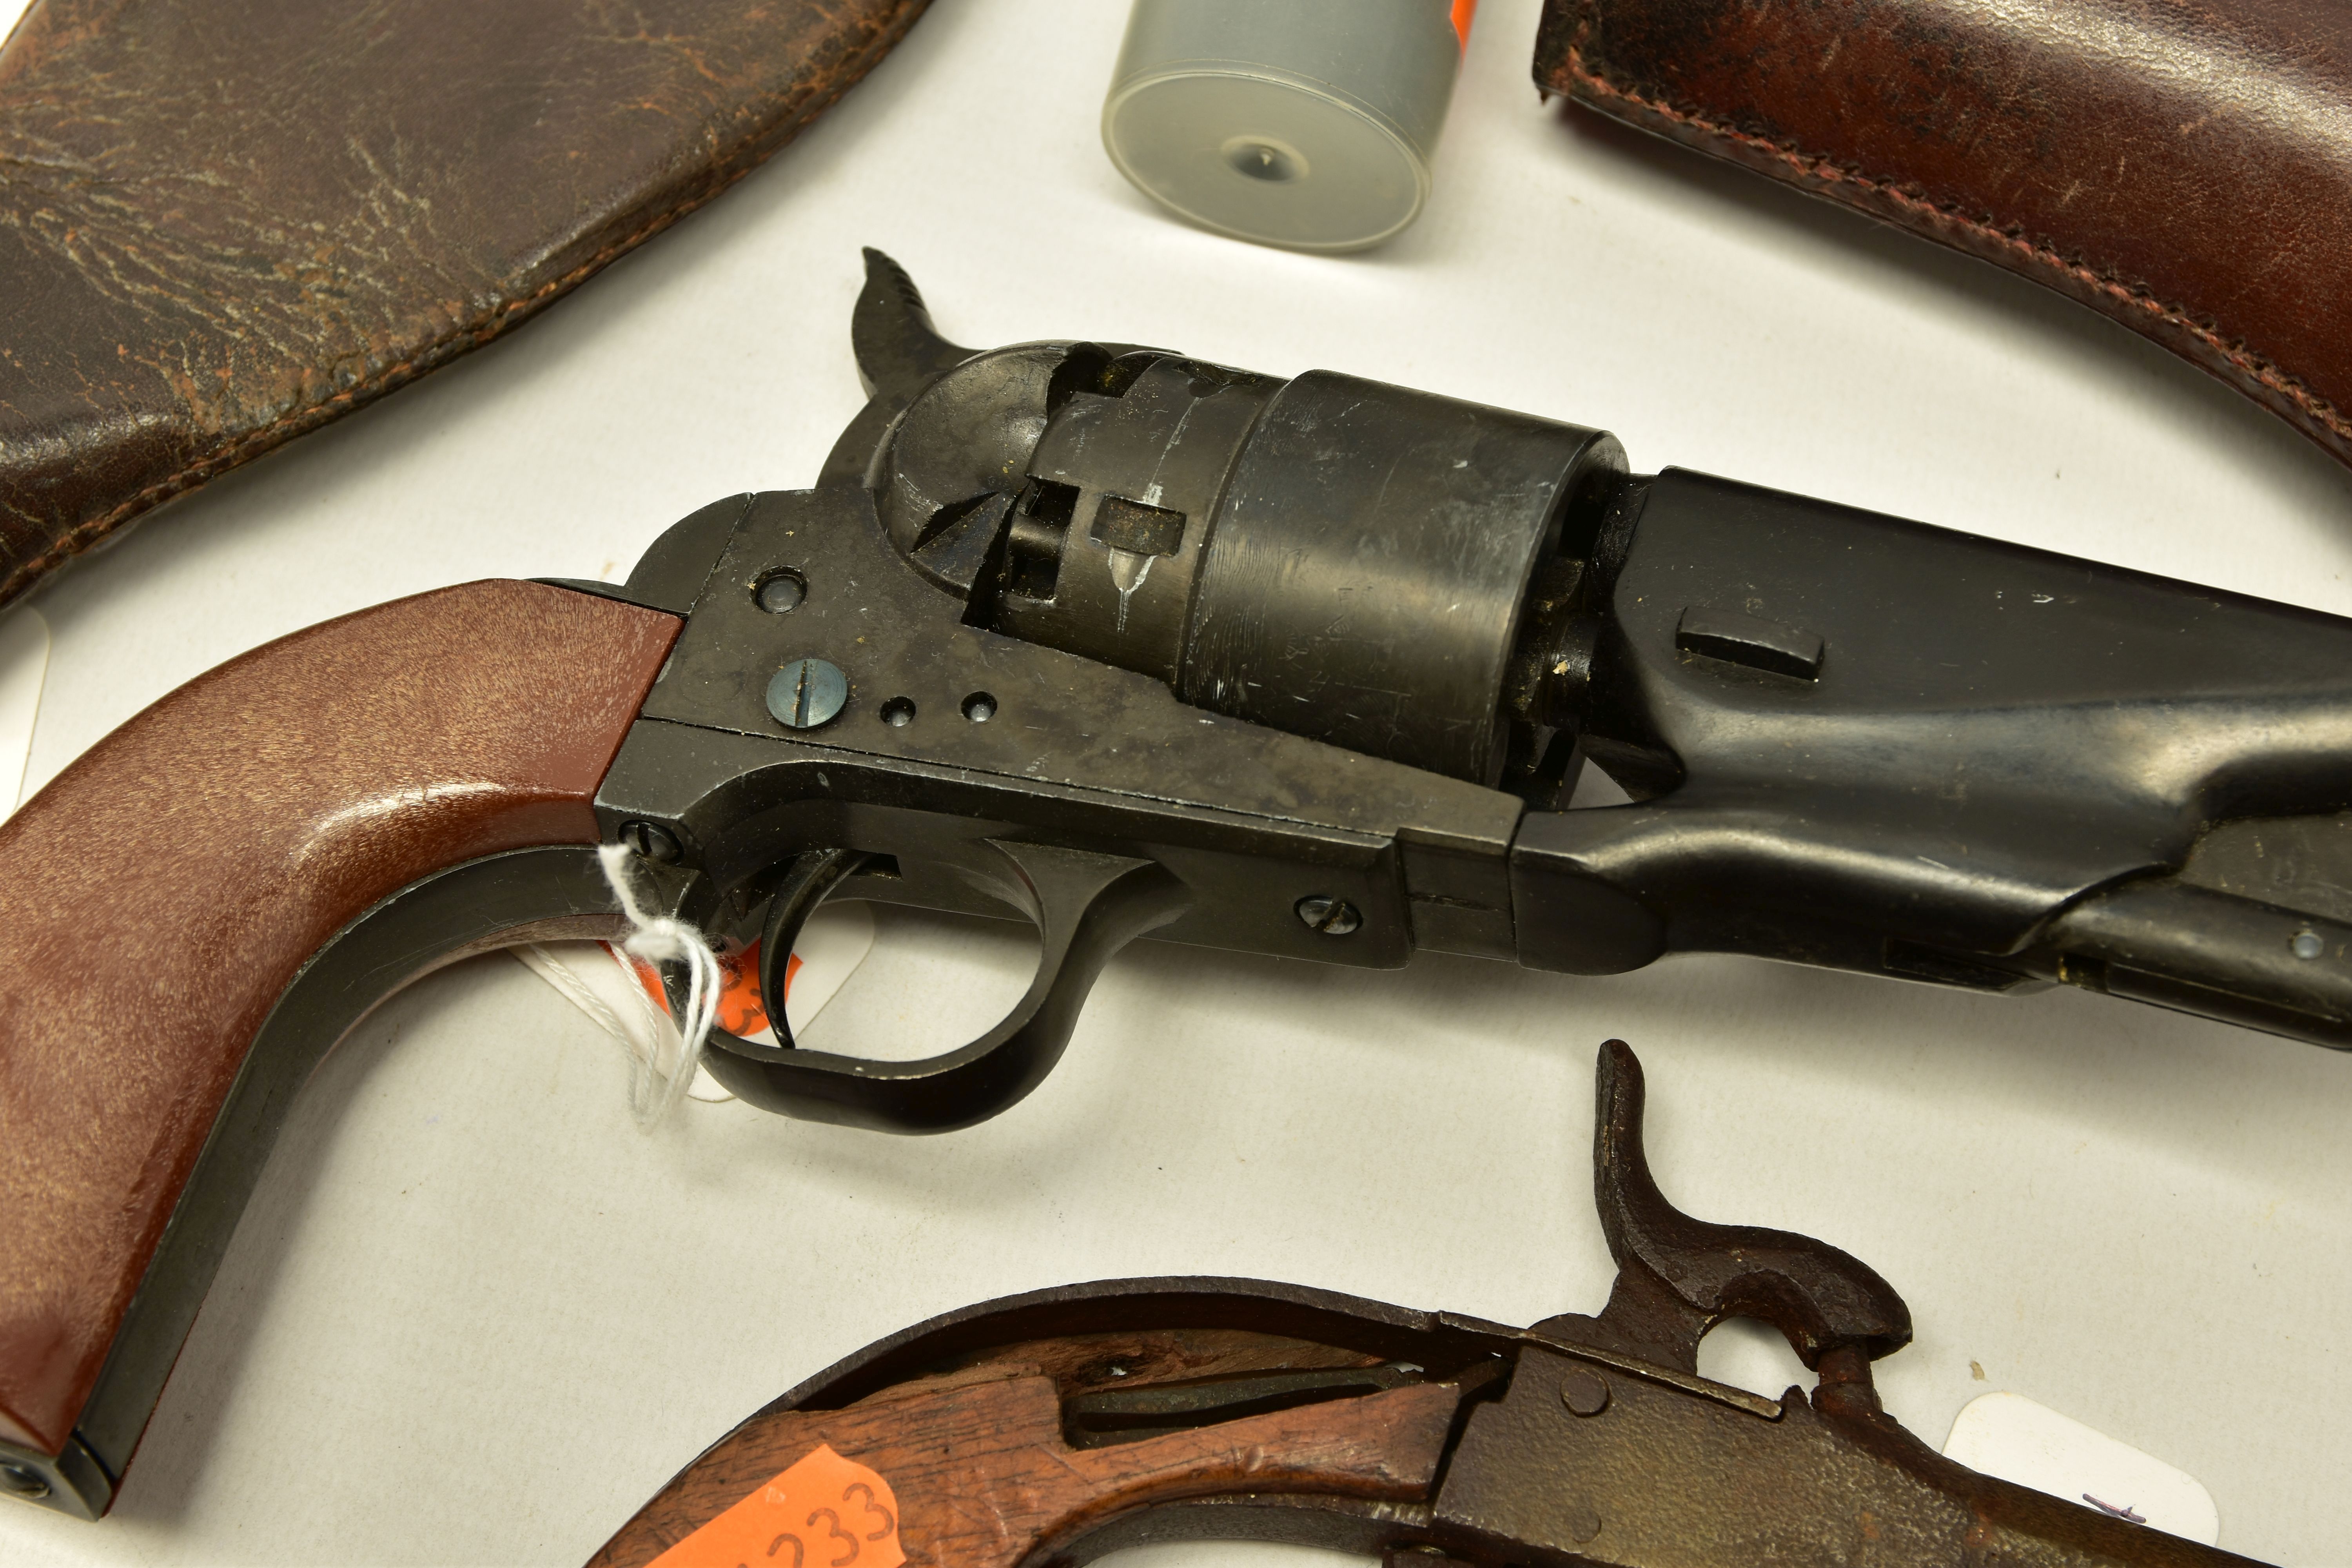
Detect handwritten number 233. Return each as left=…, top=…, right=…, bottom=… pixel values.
left=767, top=1480, right=895, bottom=1565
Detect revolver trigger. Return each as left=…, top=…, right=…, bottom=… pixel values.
left=1532, top=1041, right=1912, bottom=1380
left=700, top=841, right=1191, bottom=1132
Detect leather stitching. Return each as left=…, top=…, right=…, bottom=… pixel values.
left=1556, top=42, right=2352, bottom=450
left=0, top=12, right=919, bottom=606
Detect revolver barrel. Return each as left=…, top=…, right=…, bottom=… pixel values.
left=856, top=270, right=2352, bottom=1049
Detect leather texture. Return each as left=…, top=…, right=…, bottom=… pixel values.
left=0, top=0, right=929, bottom=608
left=1536, top=0, right=2352, bottom=471
left=0, top=580, right=677, bottom=1457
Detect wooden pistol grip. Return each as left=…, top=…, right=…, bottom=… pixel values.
left=0, top=580, right=677, bottom=1464
left=588, top=1371, right=1459, bottom=1568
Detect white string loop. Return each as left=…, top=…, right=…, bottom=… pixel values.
left=597, top=842, right=722, bottom=1129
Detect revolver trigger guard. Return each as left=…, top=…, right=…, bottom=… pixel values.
left=701, top=841, right=1192, bottom=1132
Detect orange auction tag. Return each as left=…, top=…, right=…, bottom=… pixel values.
left=620, top=936, right=797, bottom=1038
left=650, top=1443, right=906, bottom=1568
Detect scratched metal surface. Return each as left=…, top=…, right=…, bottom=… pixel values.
left=1, top=0, right=2347, bottom=1563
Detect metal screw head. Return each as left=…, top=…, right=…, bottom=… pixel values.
left=755, top=570, right=806, bottom=614
left=1561, top=1367, right=1611, bottom=1417
left=0, top=1461, right=49, bottom=1500
left=1295, top=895, right=1362, bottom=936
left=768, top=658, right=848, bottom=729
left=619, top=821, right=682, bottom=864
left=2292, top=929, right=2325, bottom=960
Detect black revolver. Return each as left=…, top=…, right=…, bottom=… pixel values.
left=587, top=1043, right=2261, bottom=1568
left=671, top=249, right=2352, bottom=1115
left=1, top=251, right=2347, bottom=1516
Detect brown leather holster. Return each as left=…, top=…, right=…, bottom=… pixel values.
left=1537, top=0, right=2352, bottom=473
left=0, top=0, right=929, bottom=608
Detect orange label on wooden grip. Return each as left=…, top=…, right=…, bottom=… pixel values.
left=650, top=1443, right=906, bottom=1568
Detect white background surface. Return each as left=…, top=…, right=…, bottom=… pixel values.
left=5, top=1, right=2350, bottom=1563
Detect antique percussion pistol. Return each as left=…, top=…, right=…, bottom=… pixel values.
left=4, top=251, right=2350, bottom=1514
left=589, top=1043, right=2262, bottom=1568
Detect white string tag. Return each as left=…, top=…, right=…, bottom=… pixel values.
left=596, top=842, right=723, bottom=1129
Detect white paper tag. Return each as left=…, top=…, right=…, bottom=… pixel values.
left=515, top=900, right=876, bottom=1103
left=1942, top=1391, right=2220, bottom=1545
left=0, top=608, right=50, bottom=817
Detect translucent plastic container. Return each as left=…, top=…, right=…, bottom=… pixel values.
left=1102, top=0, right=1476, bottom=252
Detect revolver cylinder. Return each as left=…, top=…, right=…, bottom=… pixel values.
left=878, top=342, right=1624, bottom=786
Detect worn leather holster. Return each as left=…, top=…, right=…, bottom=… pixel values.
left=1538, top=0, right=2352, bottom=473
left=0, top=0, right=929, bottom=609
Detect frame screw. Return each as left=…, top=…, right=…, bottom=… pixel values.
left=1561, top=1367, right=1611, bottom=1416
left=0, top=1461, right=49, bottom=1499
left=2292, top=929, right=2325, bottom=960
left=768, top=658, right=848, bottom=729
left=755, top=570, right=806, bottom=614
left=620, top=822, right=682, bottom=864
left=1295, top=895, right=1361, bottom=935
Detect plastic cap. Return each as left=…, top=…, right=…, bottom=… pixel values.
left=1102, top=0, right=1463, bottom=252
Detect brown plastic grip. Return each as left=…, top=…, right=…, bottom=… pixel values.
left=0, top=579, right=678, bottom=1457
left=587, top=1368, right=1458, bottom=1568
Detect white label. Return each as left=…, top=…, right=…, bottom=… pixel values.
left=0, top=609, right=49, bottom=816
left=1942, top=1391, right=2219, bottom=1545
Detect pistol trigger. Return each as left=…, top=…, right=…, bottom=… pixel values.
left=754, top=847, right=879, bottom=1039
left=1531, top=1041, right=1912, bottom=1381
left=701, top=841, right=1191, bottom=1132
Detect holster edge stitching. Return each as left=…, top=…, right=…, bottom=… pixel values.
left=1551, top=40, right=2352, bottom=454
